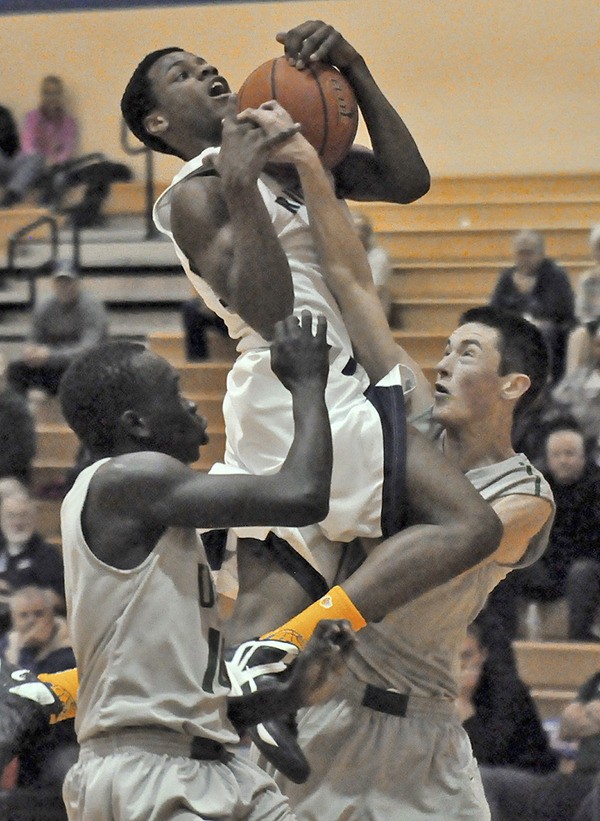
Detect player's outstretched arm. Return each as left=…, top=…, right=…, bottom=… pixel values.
left=90, top=313, right=333, bottom=534
left=277, top=20, right=430, bottom=203
left=226, top=620, right=354, bottom=730
left=242, top=102, right=432, bottom=413
left=170, top=99, right=297, bottom=341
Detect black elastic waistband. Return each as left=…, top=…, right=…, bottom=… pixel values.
left=361, top=683, right=409, bottom=717
left=191, top=736, right=231, bottom=762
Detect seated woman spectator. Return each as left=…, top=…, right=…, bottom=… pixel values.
left=565, top=224, right=600, bottom=375
left=21, top=75, right=77, bottom=207
left=458, top=612, right=557, bottom=773
left=489, top=230, right=575, bottom=383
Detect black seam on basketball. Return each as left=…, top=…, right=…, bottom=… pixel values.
left=270, top=59, right=278, bottom=101
left=310, top=65, right=329, bottom=158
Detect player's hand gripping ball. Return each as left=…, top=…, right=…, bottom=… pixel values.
left=237, top=56, right=358, bottom=168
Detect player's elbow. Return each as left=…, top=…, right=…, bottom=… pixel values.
left=291, top=483, right=331, bottom=526
left=395, top=169, right=431, bottom=204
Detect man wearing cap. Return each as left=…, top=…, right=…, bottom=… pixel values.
left=7, top=264, right=108, bottom=398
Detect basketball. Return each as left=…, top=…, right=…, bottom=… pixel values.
left=237, top=56, right=359, bottom=168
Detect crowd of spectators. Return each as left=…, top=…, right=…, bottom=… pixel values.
left=1, top=75, right=131, bottom=227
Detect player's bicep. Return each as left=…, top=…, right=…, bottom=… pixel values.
left=170, top=180, right=235, bottom=305
left=482, top=495, right=553, bottom=567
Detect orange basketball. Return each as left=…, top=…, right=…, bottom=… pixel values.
left=237, top=56, right=358, bottom=168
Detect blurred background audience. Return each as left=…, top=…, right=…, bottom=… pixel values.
left=0, top=586, right=76, bottom=820
left=481, top=668, right=600, bottom=820
left=458, top=612, right=557, bottom=773
left=352, top=210, right=393, bottom=321
left=0, top=103, right=43, bottom=207
left=489, top=229, right=576, bottom=384
left=485, top=418, right=600, bottom=640
left=6, top=261, right=108, bottom=400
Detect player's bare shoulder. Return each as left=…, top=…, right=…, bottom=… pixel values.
left=170, top=174, right=228, bottom=246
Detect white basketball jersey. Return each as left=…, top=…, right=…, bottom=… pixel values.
left=61, top=458, right=238, bottom=745
left=346, top=453, right=555, bottom=699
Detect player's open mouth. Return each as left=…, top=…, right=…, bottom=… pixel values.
left=434, top=383, right=450, bottom=396
left=209, top=78, right=230, bottom=97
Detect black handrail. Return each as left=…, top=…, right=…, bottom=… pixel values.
left=120, top=118, right=158, bottom=240
left=7, top=215, right=59, bottom=306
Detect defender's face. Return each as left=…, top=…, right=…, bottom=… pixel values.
left=432, top=323, right=503, bottom=426
left=147, top=51, right=232, bottom=145
left=135, top=353, right=209, bottom=465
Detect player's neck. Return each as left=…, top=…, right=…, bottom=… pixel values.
left=441, top=419, right=515, bottom=473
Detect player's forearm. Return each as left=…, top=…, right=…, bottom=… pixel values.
left=296, top=151, right=374, bottom=294
left=222, top=184, right=294, bottom=340
left=278, top=386, right=333, bottom=523
left=296, top=152, right=405, bottom=383
left=341, top=56, right=430, bottom=204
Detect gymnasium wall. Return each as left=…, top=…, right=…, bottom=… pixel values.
left=1, top=0, right=597, bottom=184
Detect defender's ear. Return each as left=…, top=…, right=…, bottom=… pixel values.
left=144, top=111, right=168, bottom=137
left=120, top=409, right=151, bottom=442
left=501, top=373, right=531, bottom=402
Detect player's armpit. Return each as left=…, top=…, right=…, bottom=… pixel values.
left=483, top=494, right=553, bottom=567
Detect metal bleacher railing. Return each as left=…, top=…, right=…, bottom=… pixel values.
left=7, top=214, right=59, bottom=307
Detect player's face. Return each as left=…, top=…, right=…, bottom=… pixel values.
left=136, top=353, right=209, bottom=465
left=432, top=322, right=504, bottom=427
left=147, top=51, right=232, bottom=145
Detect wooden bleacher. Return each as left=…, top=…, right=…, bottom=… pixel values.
left=514, top=641, right=600, bottom=720
left=0, top=206, right=56, bottom=254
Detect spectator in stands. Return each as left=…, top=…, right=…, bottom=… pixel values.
left=0, top=353, right=36, bottom=486
left=21, top=75, right=78, bottom=207
left=551, top=319, right=600, bottom=457
left=0, top=103, right=43, bottom=207
left=481, top=669, right=600, bottom=820
left=0, top=586, right=77, bottom=800
left=352, top=211, right=393, bottom=320
left=458, top=612, right=557, bottom=773
left=489, top=229, right=575, bottom=382
left=20, top=75, right=131, bottom=225
left=0, top=486, right=66, bottom=624
left=566, top=224, right=600, bottom=375
left=485, top=419, right=600, bottom=639
left=6, top=261, right=108, bottom=399
left=181, top=295, right=229, bottom=361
